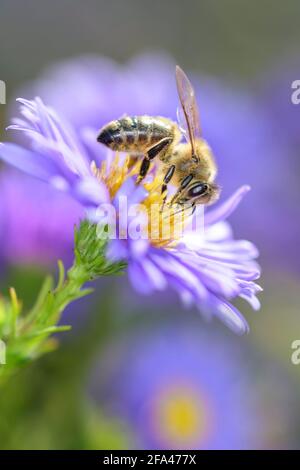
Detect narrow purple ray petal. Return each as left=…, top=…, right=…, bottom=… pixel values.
left=203, top=221, right=233, bottom=242
left=16, top=97, right=91, bottom=177
left=128, top=261, right=156, bottom=295
left=0, top=143, right=59, bottom=181
left=205, top=185, right=251, bottom=226
left=80, top=127, right=107, bottom=165
left=139, top=257, right=167, bottom=290
left=209, top=296, right=250, bottom=335
left=74, top=177, right=110, bottom=206
left=115, top=176, right=148, bottom=204
left=175, top=251, right=240, bottom=298
left=151, top=251, right=208, bottom=301
left=106, top=239, right=129, bottom=262
left=202, top=240, right=259, bottom=260
left=240, top=291, right=261, bottom=310
left=130, top=238, right=149, bottom=259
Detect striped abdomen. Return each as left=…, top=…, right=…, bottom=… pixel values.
left=97, top=116, right=175, bottom=152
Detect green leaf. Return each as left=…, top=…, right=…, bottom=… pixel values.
left=0, top=219, right=127, bottom=386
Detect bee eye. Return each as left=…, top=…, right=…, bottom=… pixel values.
left=188, top=183, right=208, bottom=198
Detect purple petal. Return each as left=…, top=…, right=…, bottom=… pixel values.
left=49, top=175, right=70, bottom=191
left=151, top=251, right=208, bottom=300
left=130, top=238, right=150, bottom=259
left=80, top=127, right=107, bottom=165
left=14, top=98, right=91, bottom=178
left=233, top=264, right=261, bottom=281
left=139, top=257, right=167, bottom=290
left=210, top=296, right=250, bottom=335
left=203, top=221, right=233, bottom=242
left=128, top=261, right=156, bottom=295
left=106, top=239, right=128, bottom=262
left=202, top=239, right=259, bottom=260
left=205, top=185, right=251, bottom=226
left=0, top=143, right=59, bottom=181
left=114, top=176, right=147, bottom=205
left=240, top=291, right=261, bottom=310
left=175, top=251, right=240, bottom=298
left=74, top=177, right=109, bottom=206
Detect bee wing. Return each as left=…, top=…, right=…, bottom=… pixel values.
left=176, top=65, right=202, bottom=154
left=176, top=105, right=189, bottom=140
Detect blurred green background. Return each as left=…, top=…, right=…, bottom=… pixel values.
left=0, top=0, right=300, bottom=450
left=1, top=0, right=300, bottom=85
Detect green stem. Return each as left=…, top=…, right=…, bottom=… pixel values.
left=0, top=220, right=126, bottom=386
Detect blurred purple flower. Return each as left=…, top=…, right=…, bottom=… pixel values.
left=0, top=169, right=83, bottom=267
left=255, top=60, right=300, bottom=273
left=13, top=54, right=178, bottom=131
left=259, top=58, right=300, bottom=151
left=88, top=323, right=293, bottom=449
left=0, top=95, right=261, bottom=334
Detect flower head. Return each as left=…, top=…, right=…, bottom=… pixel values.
left=11, top=53, right=292, bottom=274
left=88, top=323, right=292, bottom=449
left=0, top=83, right=261, bottom=334
left=12, top=53, right=273, bottom=214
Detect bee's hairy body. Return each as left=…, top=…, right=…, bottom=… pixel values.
left=161, top=140, right=216, bottom=185
left=98, top=115, right=218, bottom=207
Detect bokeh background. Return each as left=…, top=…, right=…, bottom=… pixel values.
left=0, top=0, right=300, bottom=449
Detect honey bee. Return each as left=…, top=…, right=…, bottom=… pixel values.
left=97, top=66, right=219, bottom=210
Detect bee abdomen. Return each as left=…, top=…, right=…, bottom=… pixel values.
left=97, top=116, right=173, bottom=152
left=97, top=119, right=124, bottom=150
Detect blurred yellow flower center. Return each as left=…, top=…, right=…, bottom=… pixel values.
left=153, top=383, right=212, bottom=448
left=91, top=153, right=192, bottom=247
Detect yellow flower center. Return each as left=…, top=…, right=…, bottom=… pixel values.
left=91, top=153, right=193, bottom=247
left=153, top=382, right=213, bottom=449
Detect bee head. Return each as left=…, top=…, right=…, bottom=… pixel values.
left=184, top=181, right=220, bottom=205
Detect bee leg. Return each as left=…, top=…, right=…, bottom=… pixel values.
left=169, top=202, right=195, bottom=220
left=169, top=174, right=193, bottom=206
left=160, top=164, right=176, bottom=212
left=137, top=157, right=151, bottom=184
left=190, top=202, right=196, bottom=217
left=136, top=138, right=172, bottom=184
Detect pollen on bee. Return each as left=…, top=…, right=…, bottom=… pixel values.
left=91, top=152, right=199, bottom=246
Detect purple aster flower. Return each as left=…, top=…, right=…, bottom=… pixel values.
left=88, top=323, right=295, bottom=449
left=0, top=94, right=261, bottom=334
left=13, top=53, right=289, bottom=273
left=107, top=183, right=261, bottom=334
left=2, top=54, right=177, bottom=268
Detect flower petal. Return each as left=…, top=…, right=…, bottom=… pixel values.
left=205, top=185, right=251, bottom=226
left=74, top=177, right=109, bottom=206
left=139, top=257, right=167, bottom=290
left=128, top=261, right=156, bottom=295
left=210, top=297, right=250, bottom=335
left=115, top=176, right=147, bottom=204
left=0, top=143, right=59, bottom=181
left=240, top=291, right=261, bottom=310
left=106, top=239, right=128, bottom=262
